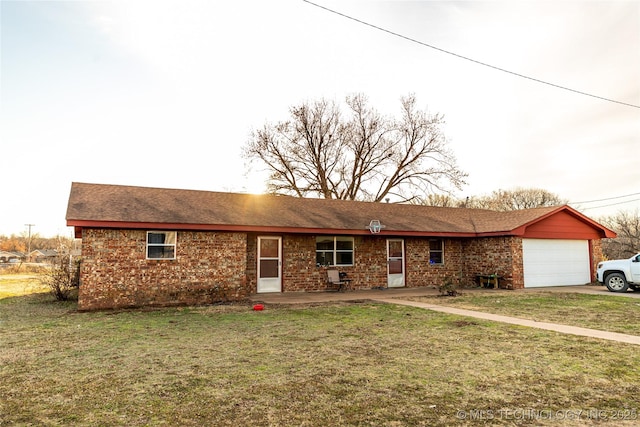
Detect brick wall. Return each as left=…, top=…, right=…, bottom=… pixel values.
left=405, top=238, right=465, bottom=288
left=510, top=238, right=525, bottom=289
left=79, top=229, right=249, bottom=310
left=282, top=234, right=326, bottom=291
left=81, top=229, right=603, bottom=308
left=461, top=237, right=523, bottom=289
left=590, top=239, right=604, bottom=283
left=349, top=236, right=387, bottom=290
left=248, top=235, right=472, bottom=292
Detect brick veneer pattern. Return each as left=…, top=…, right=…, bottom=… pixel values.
left=79, top=229, right=249, bottom=310
left=461, top=237, right=523, bottom=289
left=80, top=230, right=603, bottom=309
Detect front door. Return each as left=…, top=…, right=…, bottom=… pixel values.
left=387, top=239, right=405, bottom=288
left=257, top=236, right=282, bottom=293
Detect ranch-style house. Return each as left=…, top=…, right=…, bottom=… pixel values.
left=66, top=182, right=616, bottom=311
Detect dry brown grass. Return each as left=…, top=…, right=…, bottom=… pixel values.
left=0, top=273, right=48, bottom=298
left=1, top=280, right=640, bottom=426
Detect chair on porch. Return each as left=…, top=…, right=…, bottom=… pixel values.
left=326, top=269, right=350, bottom=292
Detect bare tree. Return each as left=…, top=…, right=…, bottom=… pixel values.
left=413, top=193, right=463, bottom=207
left=0, top=233, right=75, bottom=253
left=244, top=94, right=467, bottom=202
left=467, top=188, right=566, bottom=211
left=600, top=210, right=640, bottom=259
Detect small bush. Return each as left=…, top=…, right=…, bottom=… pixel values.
left=439, top=276, right=460, bottom=296
left=40, top=255, right=80, bottom=301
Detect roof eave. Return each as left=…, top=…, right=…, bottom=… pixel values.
left=67, top=219, right=483, bottom=238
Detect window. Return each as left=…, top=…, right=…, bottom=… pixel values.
left=316, top=236, right=354, bottom=266
left=147, top=231, right=176, bottom=259
left=429, top=239, right=443, bottom=265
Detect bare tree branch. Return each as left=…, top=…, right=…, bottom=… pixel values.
left=600, top=209, right=640, bottom=259
left=243, top=93, right=467, bottom=202
left=465, top=188, right=567, bottom=211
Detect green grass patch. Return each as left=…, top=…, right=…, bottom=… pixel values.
left=1, top=288, right=640, bottom=426
left=411, top=291, right=640, bottom=336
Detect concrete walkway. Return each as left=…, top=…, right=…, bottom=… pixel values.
left=250, top=285, right=640, bottom=345
left=371, top=297, right=640, bottom=345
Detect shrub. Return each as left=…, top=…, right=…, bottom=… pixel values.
left=439, top=275, right=460, bottom=296
left=40, top=255, right=80, bottom=301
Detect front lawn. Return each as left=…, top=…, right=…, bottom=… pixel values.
left=1, top=284, right=640, bottom=426
left=411, top=291, right=640, bottom=335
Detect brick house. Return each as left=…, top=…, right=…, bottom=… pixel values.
left=66, top=182, right=616, bottom=311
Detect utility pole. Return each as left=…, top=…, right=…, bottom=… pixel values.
left=25, top=224, right=35, bottom=260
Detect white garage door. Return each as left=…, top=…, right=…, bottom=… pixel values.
left=522, top=239, right=590, bottom=288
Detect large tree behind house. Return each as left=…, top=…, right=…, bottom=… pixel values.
left=243, top=94, right=467, bottom=202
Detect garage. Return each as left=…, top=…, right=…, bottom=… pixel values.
left=522, top=239, right=591, bottom=287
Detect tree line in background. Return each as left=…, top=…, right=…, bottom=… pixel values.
left=0, top=234, right=75, bottom=254
left=415, top=187, right=567, bottom=210
left=600, top=210, right=640, bottom=260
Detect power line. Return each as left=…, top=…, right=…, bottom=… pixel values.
left=302, top=0, right=640, bottom=109
left=576, top=198, right=640, bottom=211
left=570, top=192, right=640, bottom=204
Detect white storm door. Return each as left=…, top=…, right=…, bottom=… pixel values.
left=387, top=239, right=405, bottom=288
left=257, top=236, right=282, bottom=293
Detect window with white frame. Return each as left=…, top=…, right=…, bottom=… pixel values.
left=147, top=231, right=177, bottom=259
left=316, top=236, right=353, bottom=266
left=429, top=239, right=444, bottom=265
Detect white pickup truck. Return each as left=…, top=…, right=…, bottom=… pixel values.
left=596, top=253, right=640, bottom=292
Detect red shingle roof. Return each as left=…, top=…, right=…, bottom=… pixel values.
left=65, top=182, right=613, bottom=237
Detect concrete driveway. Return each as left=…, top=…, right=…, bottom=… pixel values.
left=524, top=284, right=640, bottom=298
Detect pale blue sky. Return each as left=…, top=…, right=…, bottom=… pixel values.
left=1, top=0, right=639, bottom=237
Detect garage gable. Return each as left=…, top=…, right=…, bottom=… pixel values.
left=520, top=208, right=612, bottom=239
